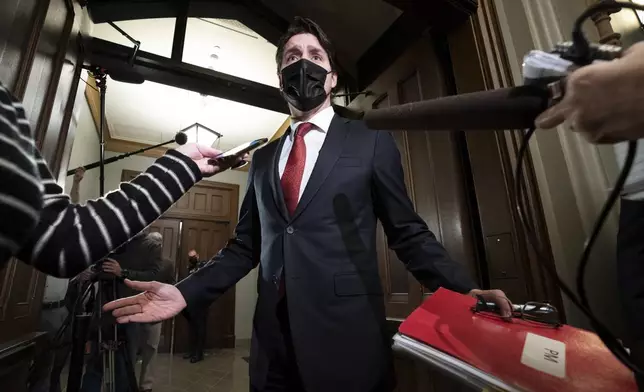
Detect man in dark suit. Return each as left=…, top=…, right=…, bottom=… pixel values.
left=105, top=17, right=512, bottom=392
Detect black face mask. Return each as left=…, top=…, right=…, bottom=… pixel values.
left=188, top=256, right=199, bottom=266
left=280, top=59, right=330, bottom=112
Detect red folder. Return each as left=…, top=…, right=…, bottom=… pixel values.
left=398, top=288, right=637, bottom=392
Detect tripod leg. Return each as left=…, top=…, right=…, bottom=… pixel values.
left=66, top=314, right=91, bottom=392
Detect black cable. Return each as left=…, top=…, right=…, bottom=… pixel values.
left=515, top=129, right=642, bottom=376
left=572, top=1, right=644, bottom=64
left=80, top=76, right=99, bottom=92
left=576, top=141, right=637, bottom=312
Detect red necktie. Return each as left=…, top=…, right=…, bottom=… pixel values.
left=281, top=122, right=313, bottom=216
left=278, top=122, right=312, bottom=298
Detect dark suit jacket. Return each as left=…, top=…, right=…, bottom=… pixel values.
left=177, top=115, right=476, bottom=392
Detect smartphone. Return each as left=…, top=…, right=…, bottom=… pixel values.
left=208, top=138, right=268, bottom=166
left=217, top=138, right=268, bottom=159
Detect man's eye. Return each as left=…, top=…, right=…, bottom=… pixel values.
left=287, top=55, right=298, bottom=62
left=312, top=55, right=322, bottom=61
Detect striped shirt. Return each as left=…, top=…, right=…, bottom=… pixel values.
left=0, top=82, right=202, bottom=278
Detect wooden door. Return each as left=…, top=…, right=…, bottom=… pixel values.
left=353, top=38, right=479, bottom=320
left=175, top=219, right=235, bottom=352
left=121, top=170, right=240, bottom=352
left=147, top=218, right=181, bottom=353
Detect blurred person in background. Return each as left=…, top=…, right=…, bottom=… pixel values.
left=182, top=249, right=208, bottom=363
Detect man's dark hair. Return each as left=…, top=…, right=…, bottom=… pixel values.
left=275, top=17, right=337, bottom=72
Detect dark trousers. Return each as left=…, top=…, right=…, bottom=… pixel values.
left=185, top=307, right=208, bottom=358
left=617, top=198, right=644, bottom=390
left=251, top=297, right=305, bottom=392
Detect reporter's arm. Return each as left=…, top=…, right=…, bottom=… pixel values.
left=0, top=83, right=44, bottom=265
left=16, top=147, right=203, bottom=278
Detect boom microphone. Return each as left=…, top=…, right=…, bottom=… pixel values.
left=83, top=64, right=145, bottom=85
left=66, top=132, right=188, bottom=176
left=174, top=131, right=188, bottom=145
left=362, top=85, right=551, bottom=131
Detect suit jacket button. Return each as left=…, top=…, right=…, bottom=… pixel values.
left=286, top=226, right=294, bottom=234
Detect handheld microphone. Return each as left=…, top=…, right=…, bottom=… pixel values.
left=362, top=85, right=550, bottom=131
left=66, top=132, right=188, bottom=176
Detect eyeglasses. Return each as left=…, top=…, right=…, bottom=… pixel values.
left=470, top=295, right=562, bottom=328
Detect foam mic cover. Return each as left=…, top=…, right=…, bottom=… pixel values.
left=174, top=132, right=188, bottom=145
left=363, top=85, right=550, bottom=131
left=107, top=67, right=145, bottom=84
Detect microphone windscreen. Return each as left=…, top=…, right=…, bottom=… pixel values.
left=174, top=132, right=188, bottom=145
left=107, top=67, right=145, bottom=84
left=363, top=85, right=550, bottom=131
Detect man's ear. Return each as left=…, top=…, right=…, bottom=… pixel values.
left=330, top=71, right=338, bottom=90
left=277, top=72, right=283, bottom=90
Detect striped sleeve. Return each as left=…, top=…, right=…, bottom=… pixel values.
left=0, top=83, right=45, bottom=265
left=16, top=148, right=202, bottom=278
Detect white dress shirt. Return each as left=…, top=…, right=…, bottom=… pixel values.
left=278, top=105, right=335, bottom=201
left=614, top=141, right=644, bottom=200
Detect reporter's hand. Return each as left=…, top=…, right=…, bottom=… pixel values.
left=468, top=288, right=513, bottom=318
left=73, top=167, right=85, bottom=183
left=535, top=41, right=644, bottom=143
left=103, top=279, right=187, bottom=323
left=175, top=143, right=247, bottom=177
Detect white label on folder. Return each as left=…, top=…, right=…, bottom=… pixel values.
left=520, top=332, right=566, bottom=379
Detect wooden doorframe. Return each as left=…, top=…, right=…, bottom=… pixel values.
left=445, top=1, right=565, bottom=316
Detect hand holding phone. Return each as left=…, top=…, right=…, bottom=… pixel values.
left=208, top=138, right=268, bottom=168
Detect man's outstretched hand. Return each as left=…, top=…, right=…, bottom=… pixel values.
left=103, top=279, right=187, bottom=323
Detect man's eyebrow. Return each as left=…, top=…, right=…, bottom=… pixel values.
left=284, top=47, right=302, bottom=56
left=308, top=47, right=325, bottom=56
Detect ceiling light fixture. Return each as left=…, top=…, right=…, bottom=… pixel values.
left=179, top=122, right=222, bottom=147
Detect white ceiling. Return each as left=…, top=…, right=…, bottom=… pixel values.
left=90, top=18, right=288, bottom=152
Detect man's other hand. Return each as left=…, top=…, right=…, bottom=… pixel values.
left=103, top=279, right=187, bottom=323
left=175, top=143, right=247, bottom=177
left=468, top=288, right=512, bottom=318
left=102, top=259, right=122, bottom=277
left=535, top=41, right=644, bottom=143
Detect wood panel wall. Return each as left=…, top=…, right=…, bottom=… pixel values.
left=0, top=0, right=83, bottom=342
left=0, top=1, right=84, bottom=390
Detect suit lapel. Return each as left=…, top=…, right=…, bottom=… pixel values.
left=268, top=135, right=290, bottom=221
left=291, top=115, right=350, bottom=221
